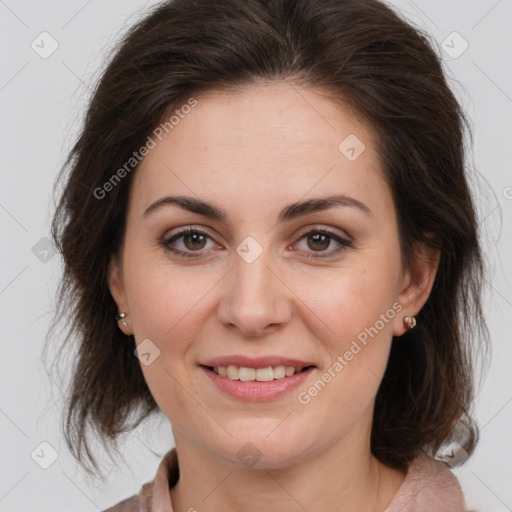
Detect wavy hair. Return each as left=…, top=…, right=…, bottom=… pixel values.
left=47, top=0, right=489, bottom=475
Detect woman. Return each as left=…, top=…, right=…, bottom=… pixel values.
left=50, top=0, right=488, bottom=510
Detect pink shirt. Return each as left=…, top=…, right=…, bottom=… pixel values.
left=104, top=448, right=470, bottom=511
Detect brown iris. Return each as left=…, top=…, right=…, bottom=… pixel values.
left=307, top=233, right=330, bottom=251
left=183, top=232, right=207, bottom=250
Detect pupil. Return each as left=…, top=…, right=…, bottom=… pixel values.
left=185, top=233, right=206, bottom=250
left=308, top=233, right=329, bottom=251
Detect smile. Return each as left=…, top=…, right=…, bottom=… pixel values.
left=199, top=362, right=316, bottom=401
left=208, top=365, right=311, bottom=381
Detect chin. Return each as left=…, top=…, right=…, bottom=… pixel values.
left=206, top=425, right=313, bottom=470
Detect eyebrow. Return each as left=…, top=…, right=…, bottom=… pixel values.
left=143, top=194, right=373, bottom=222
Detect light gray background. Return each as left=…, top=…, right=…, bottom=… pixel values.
left=0, top=0, right=511, bottom=510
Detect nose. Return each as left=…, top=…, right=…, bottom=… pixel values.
left=217, top=252, right=293, bottom=338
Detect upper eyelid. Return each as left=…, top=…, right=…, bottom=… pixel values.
left=163, top=226, right=220, bottom=245
left=163, top=224, right=351, bottom=243
left=294, top=224, right=350, bottom=240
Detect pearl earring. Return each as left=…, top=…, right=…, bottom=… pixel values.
left=115, top=312, right=128, bottom=329
left=403, top=315, right=417, bottom=330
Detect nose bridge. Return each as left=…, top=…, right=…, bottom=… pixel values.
left=218, top=247, right=291, bottom=336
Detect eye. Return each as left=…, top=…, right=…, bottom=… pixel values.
left=160, top=226, right=352, bottom=260
left=161, top=227, right=219, bottom=258
left=292, top=228, right=352, bottom=259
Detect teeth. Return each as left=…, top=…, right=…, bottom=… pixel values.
left=239, top=367, right=255, bottom=381
left=227, top=365, right=239, bottom=380
left=285, top=366, right=296, bottom=376
left=273, top=366, right=286, bottom=379
left=213, top=365, right=307, bottom=381
left=255, top=367, right=274, bottom=381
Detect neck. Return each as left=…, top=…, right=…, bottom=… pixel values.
left=169, top=428, right=405, bottom=512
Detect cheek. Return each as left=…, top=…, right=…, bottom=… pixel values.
left=289, top=257, right=401, bottom=412
left=292, top=273, right=397, bottom=432
left=124, top=263, right=214, bottom=417
left=124, top=258, right=215, bottom=342
left=294, top=264, right=399, bottom=349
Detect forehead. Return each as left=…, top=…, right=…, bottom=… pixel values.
left=128, top=81, right=390, bottom=219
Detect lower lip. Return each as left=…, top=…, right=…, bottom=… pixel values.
left=200, top=366, right=315, bottom=401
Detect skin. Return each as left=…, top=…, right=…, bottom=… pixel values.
left=108, top=81, right=440, bottom=512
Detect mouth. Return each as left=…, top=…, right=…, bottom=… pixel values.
left=201, top=364, right=315, bottom=382
left=198, top=357, right=317, bottom=401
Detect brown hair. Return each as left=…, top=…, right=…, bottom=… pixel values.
left=48, top=0, right=489, bottom=475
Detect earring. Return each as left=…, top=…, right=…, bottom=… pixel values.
left=403, top=315, right=416, bottom=330
left=115, top=312, right=128, bottom=329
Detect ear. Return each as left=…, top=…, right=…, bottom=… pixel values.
left=393, top=237, right=440, bottom=336
left=107, top=254, right=133, bottom=335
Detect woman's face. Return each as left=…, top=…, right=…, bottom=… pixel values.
left=109, top=82, right=437, bottom=468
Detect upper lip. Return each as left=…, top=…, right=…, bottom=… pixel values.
left=200, top=356, right=316, bottom=369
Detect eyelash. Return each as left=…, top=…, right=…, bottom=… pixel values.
left=160, top=226, right=352, bottom=260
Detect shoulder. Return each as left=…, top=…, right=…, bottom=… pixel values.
left=102, top=480, right=156, bottom=512
left=384, top=452, right=467, bottom=512
left=102, top=493, right=140, bottom=512
left=102, top=447, right=177, bottom=512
